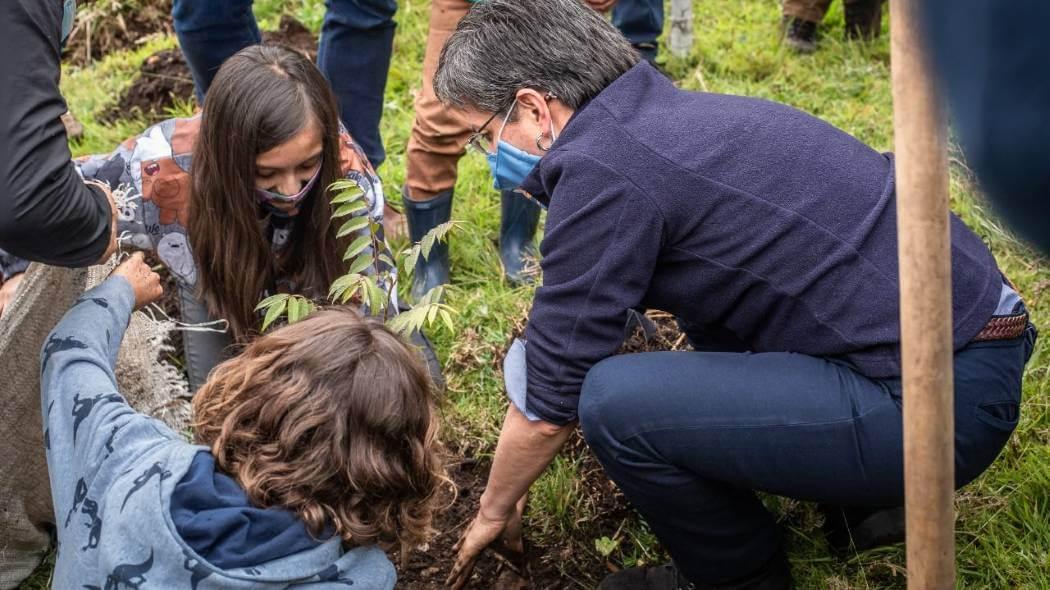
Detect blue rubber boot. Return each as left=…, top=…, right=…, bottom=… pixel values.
left=499, top=190, right=541, bottom=285
left=404, top=189, right=452, bottom=301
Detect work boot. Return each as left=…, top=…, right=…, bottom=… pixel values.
left=403, top=188, right=452, bottom=302
left=845, top=0, right=885, bottom=40
left=634, top=42, right=659, bottom=64
left=783, top=17, right=818, bottom=53
left=821, top=504, right=906, bottom=554
left=499, top=190, right=541, bottom=285
left=598, top=552, right=792, bottom=590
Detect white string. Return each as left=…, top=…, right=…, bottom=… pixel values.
left=143, top=303, right=230, bottom=335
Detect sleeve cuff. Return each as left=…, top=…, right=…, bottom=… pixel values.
left=503, top=338, right=543, bottom=422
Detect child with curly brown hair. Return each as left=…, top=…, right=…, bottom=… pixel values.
left=41, top=253, right=445, bottom=589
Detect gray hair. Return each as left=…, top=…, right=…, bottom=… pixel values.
left=434, top=0, right=641, bottom=115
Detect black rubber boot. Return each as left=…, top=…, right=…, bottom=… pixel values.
left=403, top=188, right=452, bottom=302
left=499, top=190, right=541, bottom=285
left=845, top=0, right=885, bottom=40
left=598, top=552, right=792, bottom=590
left=821, top=504, right=906, bottom=554
left=783, top=17, right=818, bottom=53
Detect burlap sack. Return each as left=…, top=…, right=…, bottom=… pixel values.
left=0, top=261, right=190, bottom=589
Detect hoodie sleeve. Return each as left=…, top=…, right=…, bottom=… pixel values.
left=522, top=150, right=665, bottom=425
left=0, top=0, right=114, bottom=267
left=41, top=276, right=177, bottom=520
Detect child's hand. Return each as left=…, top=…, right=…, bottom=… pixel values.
left=112, top=252, right=163, bottom=310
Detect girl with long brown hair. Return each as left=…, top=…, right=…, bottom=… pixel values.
left=5, top=44, right=438, bottom=389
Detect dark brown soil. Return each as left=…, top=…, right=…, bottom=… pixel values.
left=98, top=49, right=195, bottom=125
left=98, top=15, right=319, bottom=126
left=402, top=312, right=685, bottom=588
left=394, top=435, right=632, bottom=589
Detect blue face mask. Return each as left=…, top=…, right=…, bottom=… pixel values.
left=61, top=0, right=76, bottom=49
left=486, top=103, right=555, bottom=191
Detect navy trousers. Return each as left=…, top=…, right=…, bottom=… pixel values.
left=172, top=0, right=396, bottom=168
left=579, top=323, right=1036, bottom=585
left=612, top=0, right=664, bottom=61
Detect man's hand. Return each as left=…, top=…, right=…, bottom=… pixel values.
left=0, top=272, right=24, bottom=319
left=88, top=180, right=119, bottom=265
left=446, top=494, right=527, bottom=590
left=584, top=0, right=618, bottom=13
left=111, top=252, right=162, bottom=310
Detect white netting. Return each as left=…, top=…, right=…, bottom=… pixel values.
left=0, top=260, right=189, bottom=588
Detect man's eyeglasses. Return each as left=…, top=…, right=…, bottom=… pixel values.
left=466, top=105, right=513, bottom=155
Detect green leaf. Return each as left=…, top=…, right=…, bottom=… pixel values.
left=333, top=201, right=369, bottom=218
left=378, top=252, right=397, bottom=269
left=255, top=293, right=290, bottom=312
left=347, top=253, right=372, bottom=275
left=403, top=244, right=422, bottom=277
left=260, top=297, right=288, bottom=332
left=343, top=235, right=372, bottom=261
left=287, top=296, right=302, bottom=324
left=330, top=186, right=365, bottom=205
left=387, top=305, right=427, bottom=337
left=328, top=179, right=366, bottom=196
left=595, top=536, right=620, bottom=557
left=439, top=308, right=455, bottom=332
left=337, top=215, right=370, bottom=236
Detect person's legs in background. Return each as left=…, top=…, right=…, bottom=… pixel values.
left=318, top=0, right=398, bottom=169
left=172, top=0, right=261, bottom=99
left=611, top=0, right=664, bottom=64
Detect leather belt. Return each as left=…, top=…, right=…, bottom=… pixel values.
left=973, top=312, right=1029, bottom=342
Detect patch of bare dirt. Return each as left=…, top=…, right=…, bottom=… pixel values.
left=98, top=15, right=320, bottom=125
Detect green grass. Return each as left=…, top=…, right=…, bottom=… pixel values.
left=20, top=0, right=1049, bottom=588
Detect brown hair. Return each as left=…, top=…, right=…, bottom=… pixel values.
left=193, top=307, right=446, bottom=548
left=188, top=44, right=347, bottom=341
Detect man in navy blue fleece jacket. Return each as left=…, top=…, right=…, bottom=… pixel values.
left=436, top=2, right=1036, bottom=589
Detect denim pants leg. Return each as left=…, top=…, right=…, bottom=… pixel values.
left=579, top=327, right=1034, bottom=585
left=611, top=0, right=664, bottom=61
left=318, top=0, right=398, bottom=168
left=177, top=283, right=233, bottom=392
left=172, top=0, right=261, bottom=99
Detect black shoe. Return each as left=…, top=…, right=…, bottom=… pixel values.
left=634, top=42, right=660, bottom=64
left=499, top=190, right=541, bottom=285
left=598, top=552, right=792, bottom=590
left=821, top=504, right=906, bottom=554
left=403, top=188, right=452, bottom=301
left=845, top=0, right=884, bottom=40
left=783, top=17, right=818, bottom=53
left=597, top=563, right=694, bottom=590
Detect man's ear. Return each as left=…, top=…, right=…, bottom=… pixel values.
left=515, top=88, right=548, bottom=126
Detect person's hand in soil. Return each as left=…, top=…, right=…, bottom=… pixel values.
left=0, top=272, right=24, bottom=319
left=447, top=494, right=528, bottom=590
left=112, top=252, right=163, bottom=310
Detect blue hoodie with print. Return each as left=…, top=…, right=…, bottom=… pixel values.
left=41, top=276, right=396, bottom=589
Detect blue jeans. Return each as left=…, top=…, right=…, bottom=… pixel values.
left=172, top=0, right=396, bottom=167
left=612, top=0, right=664, bottom=61
left=579, top=322, right=1036, bottom=585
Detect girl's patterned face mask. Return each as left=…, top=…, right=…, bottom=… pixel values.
left=255, top=163, right=322, bottom=206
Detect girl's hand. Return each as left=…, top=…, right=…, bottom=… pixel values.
left=112, top=252, right=163, bottom=310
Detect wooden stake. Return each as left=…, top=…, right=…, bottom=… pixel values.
left=669, top=0, right=694, bottom=59
left=889, top=1, right=955, bottom=587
